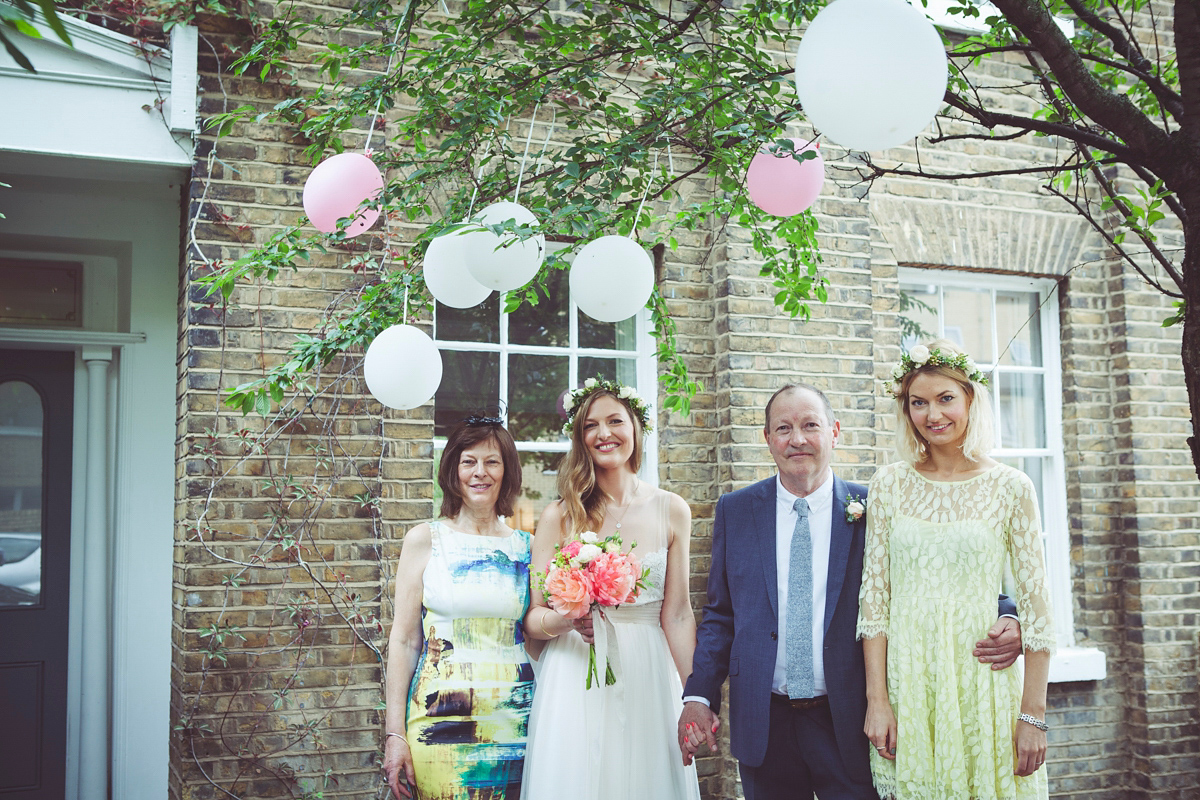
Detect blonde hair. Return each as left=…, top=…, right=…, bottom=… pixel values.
left=894, top=338, right=995, bottom=464
left=556, top=390, right=644, bottom=536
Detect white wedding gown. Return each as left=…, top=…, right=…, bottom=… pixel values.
left=521, top=493, right=701, bottom=800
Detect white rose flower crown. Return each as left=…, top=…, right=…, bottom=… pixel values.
left=563, top=376, right=654, bottom=435
left=888, top=345, right=989, bottom=396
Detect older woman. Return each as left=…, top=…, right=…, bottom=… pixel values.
left=859, top=339, right=1055, bottom=800
left=382, top=417, right=532, bottom=800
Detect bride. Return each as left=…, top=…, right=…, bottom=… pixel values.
left=521, top=379, right=701, bottom=800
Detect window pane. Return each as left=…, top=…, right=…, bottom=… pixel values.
left=0, top=381, right=43, bottom=607
left=434, top=351, right=500, bottom=437
left=509, top=268, right=568, bottom=347
left=997, top=372, right=1046, bottom=449
left=578, top=356, right=637, bottom=388
left=943, top=287, right=993, bottom=360
left=898, top=283, right=940, bottom=351
left=436, top=295, right=500, bottom=344
left=579, top=314, right=638, bottom=351
left=512, top=450, right=565, bottom=533
left=996, top=291, right=1043, bottom=367
left=509, top=354, right=568, bottom=443
left=995, top=455, right=1047, bottom=531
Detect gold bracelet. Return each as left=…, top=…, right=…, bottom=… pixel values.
left=538, top=608, right=559, bottom=639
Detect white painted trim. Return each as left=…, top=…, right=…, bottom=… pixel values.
left=20, top=3, right=171, bottom=79
left=79, top=350, right=112, bottom=799
left=0, top=65, right=162, bottom=90
left=0, top=328, right=145, bottom=349
left=1048, top=645, right=1107, bottom=683
left=169, top=26, right=198, bottom=133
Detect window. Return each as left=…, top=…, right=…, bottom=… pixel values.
left=899, top=268, right=1103, bottom=679
left=433, top=265, right=658, bottom=532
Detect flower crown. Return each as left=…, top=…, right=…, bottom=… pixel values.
left=562, top=377, right=653, bottom=435
left=889, top=344, right=989, bottom=396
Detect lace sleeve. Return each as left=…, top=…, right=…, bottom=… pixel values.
left=856, top=470, right=892, bottom=641
left=1005, top=472, right=1056, bottom=654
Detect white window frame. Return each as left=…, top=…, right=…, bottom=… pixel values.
left=431, top=299, right=659, bottom=485
left=899, top=267, right=1105, bottom=682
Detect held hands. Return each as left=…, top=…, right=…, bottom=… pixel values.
left=1014, top=719, right=1047, bottom=776
left=677, top=701, right=720, bottom=766
left=382, top=735, right=416, bottom=799
left=864, top=700, right=897, bottom=761
left=974, top=617, right=1022, bottom=670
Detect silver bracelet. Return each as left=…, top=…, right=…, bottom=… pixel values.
left=385, top=731, right=409, bottom=745
left=1018, top=713, right=1049, bottom=732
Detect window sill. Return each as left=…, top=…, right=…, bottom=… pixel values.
left=1047, top=646, right=1106, bottom=683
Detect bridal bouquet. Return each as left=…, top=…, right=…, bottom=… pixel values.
left=540, top=531, right=648, bottom=688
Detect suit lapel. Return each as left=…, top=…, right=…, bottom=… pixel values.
left=824, top=475, right=853, bottom=633
left=751, top=477, right=780, bottom=621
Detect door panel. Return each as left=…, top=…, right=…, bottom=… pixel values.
left=0, top=349, right=73, bottom=798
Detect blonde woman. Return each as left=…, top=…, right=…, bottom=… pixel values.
left=520, top=378, right=700, bottom=800
left=859, top=339, right=1055, bottom=800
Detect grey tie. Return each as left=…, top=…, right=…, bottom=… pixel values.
left=786, top=497, right=814, bottom=699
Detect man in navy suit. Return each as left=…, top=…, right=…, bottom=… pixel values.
left=678, top=384, right=1021, bottom=799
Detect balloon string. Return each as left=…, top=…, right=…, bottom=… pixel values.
left=403, top=285, right=409, bottom=326
left=364, top=0, right=412, bottom=154
left=632, top=147, right=662, bottom=240
left=513, top=100, right=542, bottom=203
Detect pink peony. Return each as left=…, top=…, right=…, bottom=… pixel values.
left=560, top=540, right=582, bottom=558
left=544, top=567, right=594, bottom=619
left=588, top=551, right=640, bottom=607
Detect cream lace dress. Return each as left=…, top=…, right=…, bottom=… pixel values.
left=857, top=462, right=1054, bottom=800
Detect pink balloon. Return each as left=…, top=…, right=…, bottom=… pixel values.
left=302, top=152, right=384, bottom=236
left=746, top=139, right=825, bottom=217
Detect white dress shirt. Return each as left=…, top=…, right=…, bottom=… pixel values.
left=772, top=470, right=833, bottom=697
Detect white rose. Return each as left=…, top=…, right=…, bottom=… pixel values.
left=965, top=357, right=978, bottom=374
left=605, top=541, right=620, bottom=554
left=618, top=385, right=634, bottom=399
left=577, top=544, right=603, bottom=564
left=569, top=557, right=582, bottom=569
left=891, top=364, right=906, bottom=380
left=847, top=501, right=865, bottom=517
left=908, top=345, right=930, bottom=365
left=579, top=531, right=599, bottom=544
left=584, top=378, right=597, bottom=389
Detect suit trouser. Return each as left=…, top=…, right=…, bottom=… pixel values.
left=739, top=694, right=880, bottom=800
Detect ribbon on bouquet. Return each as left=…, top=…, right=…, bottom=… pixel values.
left=587, top=607, right=622, bottom=689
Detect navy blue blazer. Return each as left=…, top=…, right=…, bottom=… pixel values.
left=684, top=473, right=871, bottom=776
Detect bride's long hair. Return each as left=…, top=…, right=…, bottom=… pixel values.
left=556, top=389, right=644, bottom=536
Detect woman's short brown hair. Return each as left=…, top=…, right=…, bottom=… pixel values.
left=437, top=421, right=522, bottom=519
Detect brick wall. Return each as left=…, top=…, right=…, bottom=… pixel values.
left=173, top=4, right=1199, bottom=799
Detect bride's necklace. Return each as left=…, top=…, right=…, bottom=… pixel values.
left=605, top=479, right=641, bottom=532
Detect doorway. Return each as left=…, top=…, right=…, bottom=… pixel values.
left=0, top=348, right=74, bottom=798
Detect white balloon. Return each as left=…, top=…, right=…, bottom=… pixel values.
left=795, top=0, right=947, bottom=152
left=569, top=236, right=654, bottom=323
left=423, top=231, right=493, bottom=308
left=464, top=201, right=546, bottom=291
left=363, top=324, right=443, bottom=410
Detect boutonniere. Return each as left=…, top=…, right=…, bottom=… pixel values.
left=844, top=494, right=865, bottom=523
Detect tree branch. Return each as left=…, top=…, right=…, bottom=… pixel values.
left=1044, top=182, right=1183, bottom=298
left=988, top=0, right=1170, bottom=162
left=1061, top=0, right=1150, bottom=72
left=1084, top=156, right=1186, bottom=290
left=1076, top=52, right=1184, bottom=122
left=943, top=91, right=1138, bottom=161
